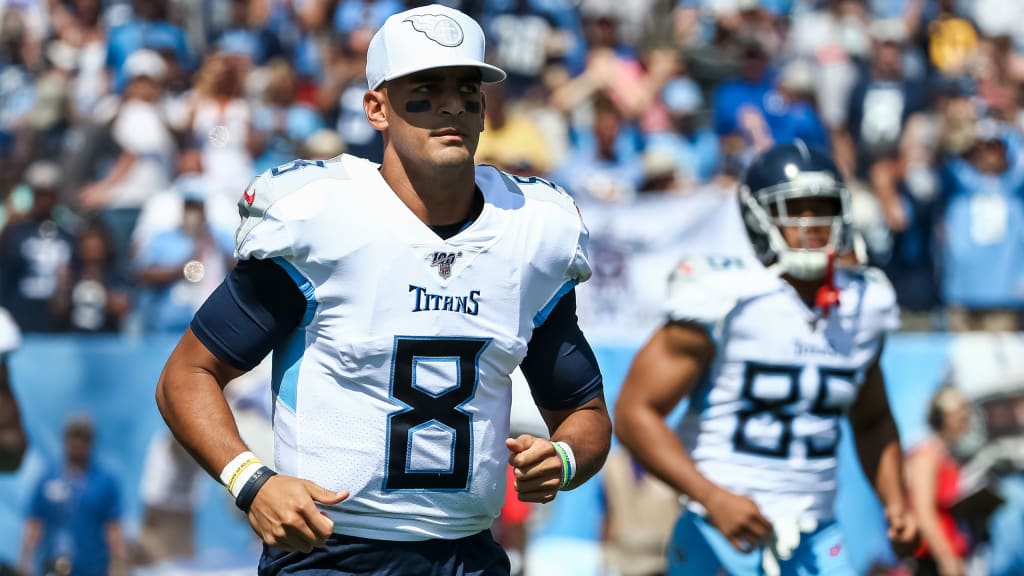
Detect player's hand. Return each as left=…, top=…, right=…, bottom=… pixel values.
left=885, top=505, right=919, bottom=558
left=703, top=486, right=773, bottom=553
left=247, top=474, right=349, bottom=553
left=506, top=435, right=564, bottom=504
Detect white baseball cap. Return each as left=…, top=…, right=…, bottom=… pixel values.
left=366, top=4, right=506, bottom=90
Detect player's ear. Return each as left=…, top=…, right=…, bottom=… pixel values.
left=364, top=88, right=388, bottom=131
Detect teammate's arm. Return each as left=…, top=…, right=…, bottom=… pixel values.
left=614, top=321, right=772, bottom=552
left=848, top=348, right=918, bottom=552
left=510, top=290, right=611, bottom=503
left=0, top=357, right=27, bottom=471
left=156, top=259, right=346, bottom=553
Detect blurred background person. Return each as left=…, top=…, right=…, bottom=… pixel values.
left=0, top=162, right=74, bottom=333
left=906, top=386, right=972, bottom=576
left=601, top=445, right=681, bottom=576
left=18, top=416, right=125, bottom=576
left=937, top=118, right=1024, bottom=332
left=132, top=176, right=233, bottom=333
left=78, top=48, right=177, bottom=275
left=249, top=58, right=324, bottom=174
left=49, top=220, right=130, bottom=334
left=183, top=51, right=253, bottom=205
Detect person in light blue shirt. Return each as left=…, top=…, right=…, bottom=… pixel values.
left=105, top=0, right=192, bottom=93
left=938, top=121, right=1024, bottom=329
left=19, top=417, right=124, bottom=576
left=646, top=77, right=719, bottom=184
left=134, top=178, right=235, bottom=333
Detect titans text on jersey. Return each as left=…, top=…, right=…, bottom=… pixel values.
left=234, top=155, right=591, bottom=540
left=665, top=253, right=899, bottom=523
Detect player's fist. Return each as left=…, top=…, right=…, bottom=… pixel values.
left=247, top=475, right=349, bottom=553
left=703, top=486, right=773, bottom=553
left=885, top=505, right=919, bottom=557
left=506, top=435, right=563, bottom=504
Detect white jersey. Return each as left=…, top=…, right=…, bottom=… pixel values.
left=236, top=155, right=591, bottom=540
left=0, top=308, right=21, bottom=357
left=666, top=254, right=898, bottom=522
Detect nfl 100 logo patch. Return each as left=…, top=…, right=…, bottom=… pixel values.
left=429, top=251, right=462, bottom=279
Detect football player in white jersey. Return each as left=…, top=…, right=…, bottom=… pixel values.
left=0, top=307, right=26, bottom=471
left=155, top=4, right=610, bottom=575
left=615, top=142, right=917, bottom=575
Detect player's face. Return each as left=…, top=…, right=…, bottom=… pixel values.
left=775, top=196, right=839, bottom=250
left=375, top=67, right=485, bottom=169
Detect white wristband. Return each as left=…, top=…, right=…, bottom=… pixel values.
left=219, top=451, right=263, bottom=498
left=551, top=441, right=577, bottom=489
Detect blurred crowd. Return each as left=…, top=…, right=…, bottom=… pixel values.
left=3, top=2, right=1024, bottom=576
left=2, top=0, right=1024, bottom=334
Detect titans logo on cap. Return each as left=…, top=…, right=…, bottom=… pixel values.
left=403, top=14, right=464, bottom=47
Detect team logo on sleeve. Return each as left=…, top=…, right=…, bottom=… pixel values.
left=404, top=14, right=464, bottom=47
left=243, top=185, right=255, bottom=205
left=429, top=251, right=462, bottom=279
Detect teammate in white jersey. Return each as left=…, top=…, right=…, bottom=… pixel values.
left=155, top=5, right=610, bottom=575
left=0, top=307, right=26, bottom=471
left=615, top=142, right=917, bottom=575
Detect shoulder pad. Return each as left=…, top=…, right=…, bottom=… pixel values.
left=666, top=254, right=778, bottom=326
left=236, top=157, right=351, bottom=253
left=496, top=169, right=580, bottom=215
left=839, top=266, right=900, bottom=332
left=0, top=307, right=21, bottom=354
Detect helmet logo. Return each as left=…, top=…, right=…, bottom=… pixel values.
left=404, top=14, right=464, bottom=47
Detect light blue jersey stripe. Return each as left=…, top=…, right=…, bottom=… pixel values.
left=533, top=280, right=577, bottom=327
left=271, top=330, right=305, bottom=412
left=269, top=257, right=316, bottom=412
left=272, top=257, right=317, bottom=326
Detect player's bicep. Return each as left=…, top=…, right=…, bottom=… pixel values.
left=520, top=290, right=603, bottom=411
left=617, top=320, right=715, bottom=418
left=849, top=344, right=891, bottom=431
left=190, top=258, right=307, bottom=372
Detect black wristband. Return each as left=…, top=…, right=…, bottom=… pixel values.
left=235, top=466, right=276, bottom=514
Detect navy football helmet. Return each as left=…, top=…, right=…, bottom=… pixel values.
left=739, top=141, right=852, bottom=280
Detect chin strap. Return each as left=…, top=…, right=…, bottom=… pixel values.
left=814, top=250, right=840, bottom=317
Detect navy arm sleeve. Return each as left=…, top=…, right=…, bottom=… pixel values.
left=520, top=289, right=604, bottom=411
left=190, top=259, right=306, bottom=371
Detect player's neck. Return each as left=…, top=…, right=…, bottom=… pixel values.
left=782, top=274, right=825, bottom=310
left=380, top=152, right=478, bottom=226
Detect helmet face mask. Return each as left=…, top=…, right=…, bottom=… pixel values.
left=739, top=142, right=852, bottom=281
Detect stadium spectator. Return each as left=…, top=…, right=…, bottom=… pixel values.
left=0, top=10, right=40, bottom=190
left=317, top=26, right=383, bottom=162
left=50, top=220, right=130, bottom=334
left=838, top=18, right=926, bottom=230
left=601, top=446, right=681, bottom=576
left=79, top=48, right=177, bottom=274
left=49, top=0, right=108, bottom=117
left=711, top=33, right=776, bottom=155
left=482, top=0, right=567, bottom=98
left=937, top=119, right=1024, bottom=331
left=184, top=52, right=254, bottom=202
left=104, top=0, right=192, bottom=93
left=250, top=59, right=324, bottom=175
left=906, top=386, right=971, bottom=576
left=209, top=0, right=287, bottom=68
left=19, top=416, right=125, bottom=576
left=475, top=80, right=554, bottom=174
left=645, top=76, right=720, bottom=185
left=133, top=176, right=233, bottom=333
left=552, top=92, right=643, bottom=204
left=0, top=162, right=74, bottom=333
